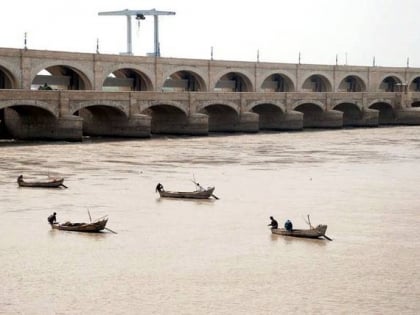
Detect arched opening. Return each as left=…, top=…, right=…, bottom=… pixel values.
left=142, top=105, right=189, bottom=135
left=409, top=77, right=420, bottom=92
left=261, top=74, right=294, bottom=92
left=294, top=103, right=324, bottom=127
left=338, top=75, right=366, bottom=92
left=32, top=65, right=91, bottom=90
left=252, top=103, right=284, bottom=130
left=334, top=103, right=362, bottom=126
left=215, top=72, right=252, bottom=92
left=302, top=75, right=332, bottom=92
left=369, top=102, right=395, bottom=124
left=103, top=68, right=152, bottom=91
left=162, top=71, right=206, bottom=92
left=412, top=101, right=420, bottom=107
left=379, top=76, right=402, bottom=92
left=199, top=104, right=239, bottom=132
left=0, top=66, right=15, bottom=89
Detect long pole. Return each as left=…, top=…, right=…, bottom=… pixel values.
left=126, top=15, right=133, bottom=55
left=154, top=15, right=159, bottom=56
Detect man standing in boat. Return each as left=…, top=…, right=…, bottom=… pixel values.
left=268, top=216, right=278, bottom=229
left=48, top=212, right=57, bottom=225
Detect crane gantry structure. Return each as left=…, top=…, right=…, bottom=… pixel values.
left=98, top=8, right=176, bottom=57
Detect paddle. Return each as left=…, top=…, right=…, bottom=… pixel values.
left=323, top=234, right=333, bottom=241
left=60, top=184, right=68, bottom=189
left=212, top=194, right=219, bottom=200
left=87, top=209, right=92, bottom=223
left=105, top=227, right=118, bottom=234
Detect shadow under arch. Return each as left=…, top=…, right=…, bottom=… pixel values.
left=214, top=71, right=253, bottom=92
left=368, top=101, right=395, bottom=124
left=302, top=74, right=332, bottom=92
left=198, top=103, right=240, bottom=132
left=32, top=65, right=92, bottom=90
left=409, top=76, right=420, bottom=92
left=294, top=102, right=324, bottom=128
left=163, top=70, right=206, bottom=92
left=333, top=102, right=363, bottom=126
left=142, top=103, right=190, bottom=135
left=0, top=65, right=17, bottom=89
left=261, top=73, right=295, bottom=92
left=338, top=75, right=366, bottom=92
left=378, top=75, right=403, bottom=92
left=103, top=68, right=153, bottom=91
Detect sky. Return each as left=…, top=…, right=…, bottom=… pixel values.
left=1, top=0, right=419, bottom=67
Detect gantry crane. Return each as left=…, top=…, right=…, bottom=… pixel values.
left=98, top=8, right=176, bottom=56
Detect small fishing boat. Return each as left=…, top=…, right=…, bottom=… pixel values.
left=51, top=218, right=108, bottom=233
left=270, top=215, right=332, bottom=241
left=17, top=175, right=67, bottom=188
left=156, top=182, right=217, bottom=199
left=271, top=224, right=328, bottom=239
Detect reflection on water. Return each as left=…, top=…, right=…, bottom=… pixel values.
left=1, top=127, right=419, bottom=314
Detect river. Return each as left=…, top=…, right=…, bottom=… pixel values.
left=0, top=127, right=419, bottom=314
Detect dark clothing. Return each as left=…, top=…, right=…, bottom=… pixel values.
left=285, top=220, right=293, bottom=231
left=268, top=217, right=278, bottom=229
left=48, top=213, right=56, bottom=224
left=156, top=183, right=164, bottom=192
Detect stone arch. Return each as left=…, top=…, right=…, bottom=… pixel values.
left=333, top=102, right=363, bottom=126
left=0, top=100, right=58, bottom=118
left=140, top=102, right=190, bottom=135
left=293, top=102, right=326, bottom=128
left=337, top=74, right=367, bottom=92
left=70, top=101, right=129, bottom=117
left=141, top=100, right=188, bottom=116
left=162, top=69, right=207, bottom=92
left=31, top=64, right=92, bottom=90
left=214, top=70, right=254, bottom=92
left=197, top=102, right=240, bottom=132
left=0, top=65, right=18, bottom=89
left=247, top=100, right=286, bottom=113
left=378, top=74, right=403, bottom=92
left=102, top=67, right=153, bottom=91
left=292, top=100, right=325, bottom=111
left=408, top=76, right=420, bottom=92
left=261, top=72, right=295, bottom=92
left=301, top=73, right=332, bottom=92
left=196, top=100, right=240, bottom=114
left=368, top=101, right=395, bottom=124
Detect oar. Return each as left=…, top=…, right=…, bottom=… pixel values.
left=60, top=184, right=68, bottom=189
left=323, top=234, right=333, bottom=241
left=87, top=209, right=92, bottom=223
left=212, top=194, right=219, bottom=200
left=105, top=227, right=118, bottom=234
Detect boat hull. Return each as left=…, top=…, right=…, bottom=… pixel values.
left=158, top=187, right=215, bottom=199
left=18, top=177, right=64, bottom=188
left=51, top=219, right=108, bottom=233
left=271, top=224, right=328, bottom=239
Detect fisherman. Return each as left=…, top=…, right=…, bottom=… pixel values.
left=268, top=216, right=278, bottom=229
left=196, top=182, right=205, bottom=191
left=48, top=212, right=57, bottom=225
left=284, top=219, right=293, bottom=231
left=155, top=183, right=164, bottom=192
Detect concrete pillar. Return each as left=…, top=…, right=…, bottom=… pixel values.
left=258, top=110, right=303, bottom=131
left=395, top=108, right=420, bottom=125
left=303, top=109, right=343, bottom=128
left=82, top=111, right=151, bottom=138
left=237, top=111, right=259, bottom=133
left=4, top=109, right=83, bottom=141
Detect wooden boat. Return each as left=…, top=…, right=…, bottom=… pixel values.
left=157, top=185, right=216, bottom=199
left=17, top=175, right=67, bottom=188
left=271, top=224, right=328, bottom=239
left=51, top=218, right=108, bottom=233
